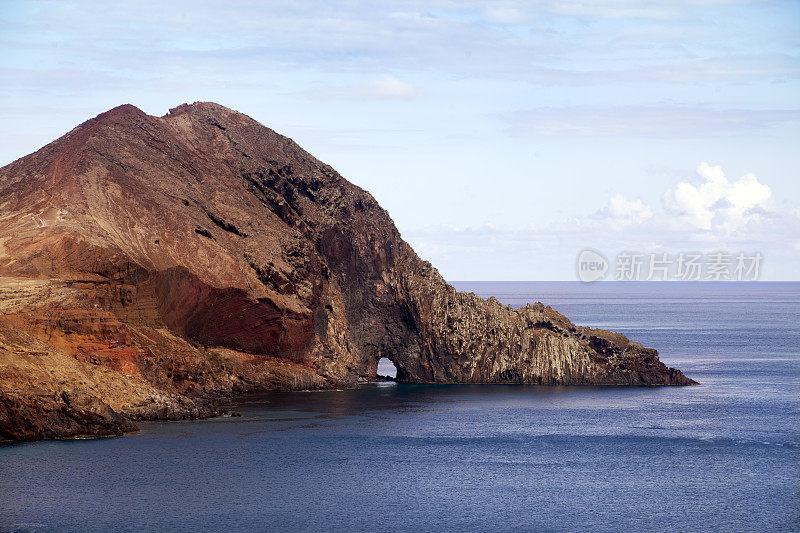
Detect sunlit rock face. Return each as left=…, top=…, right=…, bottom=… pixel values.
left=0, top=102, right=695, bottom=440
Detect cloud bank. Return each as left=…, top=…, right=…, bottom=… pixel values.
left=405, top=163, right=797, bottom=280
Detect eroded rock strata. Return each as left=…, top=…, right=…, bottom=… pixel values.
left=0, top=102, right=695, bottom=440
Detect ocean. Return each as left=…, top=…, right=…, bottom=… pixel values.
left=1, top=282, right=798, bottom=532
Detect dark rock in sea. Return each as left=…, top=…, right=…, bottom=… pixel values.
left=0, top=389, right=136, bottom=441
left=0, top=102, right=696, bottom=441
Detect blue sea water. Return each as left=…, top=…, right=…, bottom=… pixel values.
left=1, top=282, right=798, bottom=532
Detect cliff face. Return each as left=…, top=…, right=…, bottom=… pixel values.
left=0, top=102, right=695, bottom=440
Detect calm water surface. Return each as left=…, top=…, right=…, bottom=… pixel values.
left=1, top=282, right=798, bottom=532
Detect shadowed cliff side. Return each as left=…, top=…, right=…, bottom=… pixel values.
left=0, top=102, right=695, bottom=440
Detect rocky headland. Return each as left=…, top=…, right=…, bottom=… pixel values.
left=0, top=102, right=695, bottom=441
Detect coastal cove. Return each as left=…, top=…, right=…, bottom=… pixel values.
left=2, top=282, right=798, bottom=532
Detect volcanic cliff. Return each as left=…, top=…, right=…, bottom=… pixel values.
left=0, top=102, right=695, bottom=440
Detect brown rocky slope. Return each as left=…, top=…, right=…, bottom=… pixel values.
left=0, top=102, right=695, bottom=440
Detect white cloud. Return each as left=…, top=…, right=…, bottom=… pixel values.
left=664, top=162, right=772, bottom=233
left=503, top=106, right=800, bottom=138
left=307, top=75, right=424, bottom=102
left=547, top=0, right=758, bottom=20
left=552, top=2, right=675, bottom=19
left=359, top=76, right=423, bottom=100
left=597, top=194, right=653, bottom=229
left=485, top=8, right=526, bottom=24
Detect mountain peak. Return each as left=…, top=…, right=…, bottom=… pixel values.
left=165, top=101, right=235, bottom=116
left=93, top=103, right=148, bottom=123
left=87, top=102, right=245, bottom=130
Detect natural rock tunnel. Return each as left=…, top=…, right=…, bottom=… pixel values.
left=376, top=357, right=397, bottom=380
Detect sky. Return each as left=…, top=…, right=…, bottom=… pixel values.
left=1, top=0, right=799, bottom=280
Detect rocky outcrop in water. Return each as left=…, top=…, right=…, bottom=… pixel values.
left=0, top=102, right=695, bottom=440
